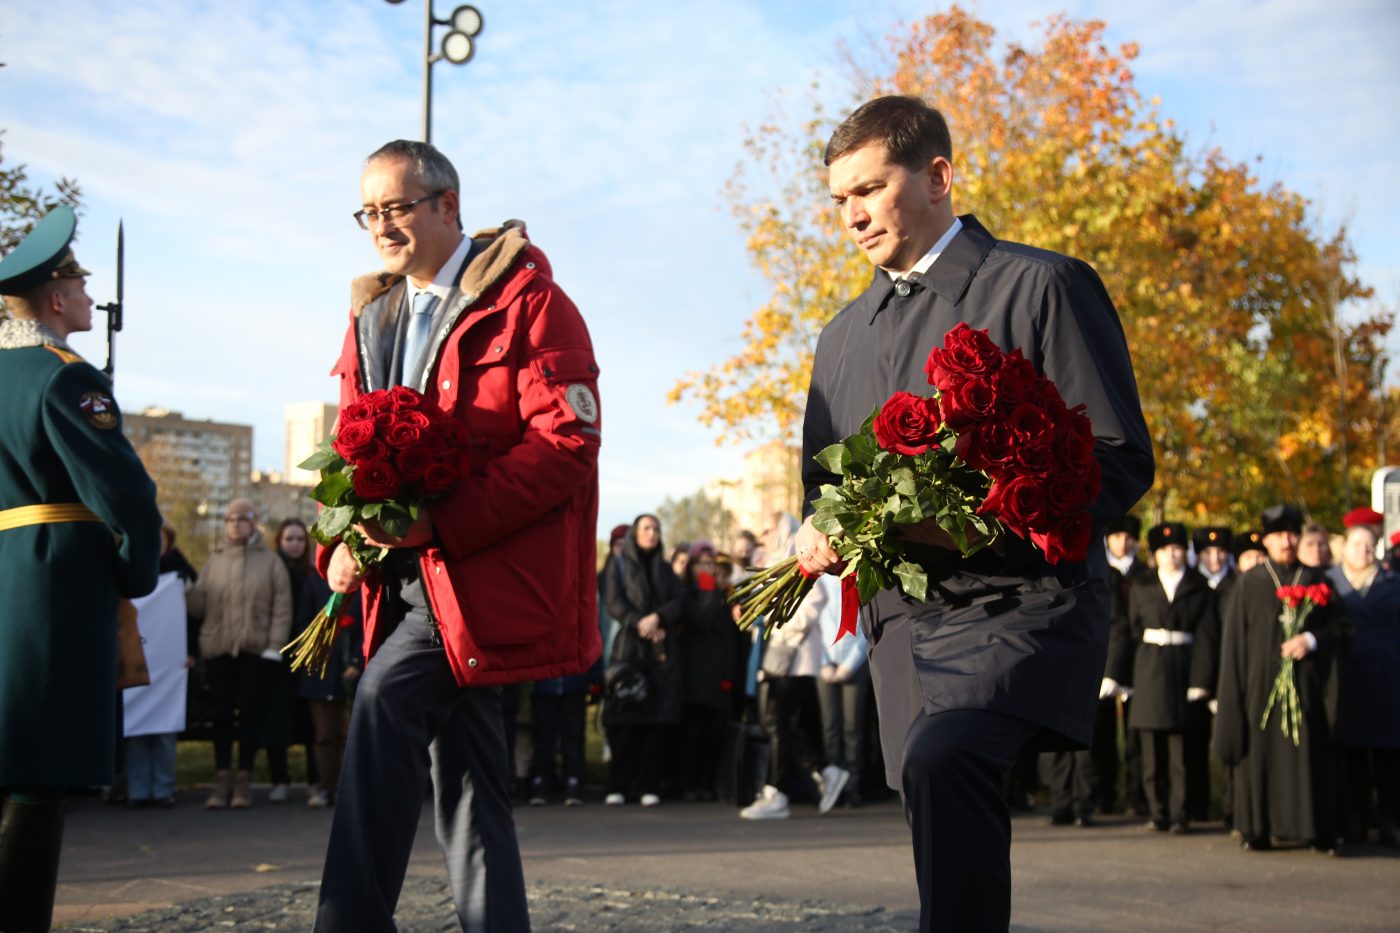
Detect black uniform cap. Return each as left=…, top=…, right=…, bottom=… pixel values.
left=1260, top=504, right=1304, bottom=536
left=1233, top=529, right=1265, bottom=559
left=1105, top=515, right=1141, bottom=538
left=1147, top=522, right=1187, bottom=552
left=1192, top=526, right=1233, bottom=552
left=0, top=206, right=90, bottom=297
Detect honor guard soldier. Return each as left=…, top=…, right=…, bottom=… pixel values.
left=0, top=206, right=162, bottom=933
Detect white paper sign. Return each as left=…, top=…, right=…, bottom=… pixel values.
left=123, top=572, right=189, bottom=737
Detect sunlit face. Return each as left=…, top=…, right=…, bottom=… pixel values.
left=54, top=277, right=94, bottom=336
left=731, top=536, right=755, bottom=564
left=671, top=551, right=689, bottom=576
left=279, top=524, right=308, bottom=560
left=1106, top=532, right=1137, bottom=561
left=1155, top=544, right=1187, bottom=573
left=1198, top=546, right=1229, bottom=576
left=828, top=143, right=950, bottom=274
left=1263, top=530, right=1299, bottom=565
left=634, top=516, right=660, bottom=551
left=224, top=509, right=256, bottom=545
left=360, top=156, right=460, bottom=286
left=1298, top=531, right=1331, bottom=568
left=1342, top=528, right=1378, bottom=575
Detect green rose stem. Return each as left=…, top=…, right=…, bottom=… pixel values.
left=733, top=556, right=815, bottom=636
left=284, top=591, right=347, bottom=679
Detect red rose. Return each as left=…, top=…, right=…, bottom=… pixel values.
left=1055, top=429, right=1096, bottom=471
left=395, top=446, right=434, bottom=484
left=362, top=390, right=396, bottom=414
left=339, top=398, right=374, bottom=426
left=388, top=386, right=424, bottom=410
left=1031, top=512, right=1093, bottom=565
left=1013, top=440, right=1056, bottom=476
left=938, top=377, right=998, bottom=433
left=351, top=459, right=402, bottom=500
left=421, top=460, right=458, bottom=495
left=958, top=421, right=1017, bottom=472
left=1006, top=402, right=1056, bottom=450
left=991, top=351, right=1038, bottom=410
left=343, top=439, right=389, bottom=467
left=925, top=323, right=1003, bottom=388
left=386, top=409, right=431, bottom=449
left=1044, top=473, right=1092, bottom=515
left=978, top=473, right=1048, bottom=536
left=872, top=391, right=943, bottom=455
left=332, top=419, right=378, bottom=460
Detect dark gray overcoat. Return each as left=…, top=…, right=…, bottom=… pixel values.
left=802, top=215, right=1154, bottom=780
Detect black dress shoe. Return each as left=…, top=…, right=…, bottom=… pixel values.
left=1047, top=810, right=1074, bottom=826
left=1309, top=840, right=1342, bottom=857
left=1241, top=835, right=1271, bottom=851
left=1145, top=820, right=1169, bottom=832
left=1169, top=821, right=1190, bottom=835
left=1074, top=815, right=1095, bottom=828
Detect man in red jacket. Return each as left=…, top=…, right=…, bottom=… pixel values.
left=313, top=140, right=601, bottom=933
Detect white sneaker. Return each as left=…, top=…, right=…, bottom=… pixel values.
left=640, top=793, right=661, bottom=807
left=307, top=788, right=332, bottom=808
left=816, top=765, right=850, bottom=815
left=605, top=792, right=626, bottom=806
left=739, top=785, right=790, bottom=820
left=268, top=783, right=290, bottom=804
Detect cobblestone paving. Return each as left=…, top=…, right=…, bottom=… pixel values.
left=65, top=878, right=917, bottom=932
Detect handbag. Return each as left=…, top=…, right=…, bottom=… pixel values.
left=603, top=662, right=652, bottom=713
left=115, top=597, right=151, bottom=689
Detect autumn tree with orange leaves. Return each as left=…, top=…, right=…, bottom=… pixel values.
left=671, top=7, right=1393, bottom=528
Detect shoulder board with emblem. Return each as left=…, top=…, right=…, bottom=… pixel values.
left=43, top=345, right=85, bottom=365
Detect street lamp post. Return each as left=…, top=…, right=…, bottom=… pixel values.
left=385, top=0, right=484, bottom=144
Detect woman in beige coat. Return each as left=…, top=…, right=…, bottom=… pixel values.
left=188, top=498, right=291, bottom=809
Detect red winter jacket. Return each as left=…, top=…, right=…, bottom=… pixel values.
left=318, top=223, right=602, bottom=686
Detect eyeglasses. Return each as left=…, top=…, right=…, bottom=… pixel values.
left=354, top=192, right=444, bottom=231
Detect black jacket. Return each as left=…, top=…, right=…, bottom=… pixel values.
left=802, top=215, right=1154, bottom=748
left=602, top=536, right=684, bottom=725
left=1125, top=567, right=1218, bottom=730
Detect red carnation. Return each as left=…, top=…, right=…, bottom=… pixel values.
left=925, top=323, right=1003, bottom=387
left=332, top=419, right=378, bottom=461
left=872, top=391, right=943, bottom=456
left=352, top=459, right=402, bottom=500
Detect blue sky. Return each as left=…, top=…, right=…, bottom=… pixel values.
left=5, top=0, right=1398, bottom=535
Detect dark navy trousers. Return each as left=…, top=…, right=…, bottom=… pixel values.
left=314, top=612, right=529, bottom=933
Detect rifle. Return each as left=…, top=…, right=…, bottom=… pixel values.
left=99, top=221, right=123, bottom=380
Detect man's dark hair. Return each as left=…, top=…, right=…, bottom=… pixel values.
left=824, top=96, right=953, bottom=170
left=365, top=139, right=463, bottom=230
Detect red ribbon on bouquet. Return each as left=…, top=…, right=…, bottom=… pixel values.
left=798, top=565, right=861, bottom=643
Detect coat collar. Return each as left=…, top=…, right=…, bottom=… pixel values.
left=349, top=220, right=532, bottom=317
left=854, top=213, right=997, bottom=324
left=0, top=317, right=73, bottom=352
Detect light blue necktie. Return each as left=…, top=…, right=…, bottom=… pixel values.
left=400, top=291, right=439, bottom=387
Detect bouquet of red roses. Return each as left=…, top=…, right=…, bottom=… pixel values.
left=283, top=386, right=470, bottom=675
left=1261, top=582, right=1330, bottom=746
left=733, top=323, right=1100, bottom=637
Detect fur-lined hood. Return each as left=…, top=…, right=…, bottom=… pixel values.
left=0, top=317, right=74, bottom=353
left=349, top=220, right=534, bottom=317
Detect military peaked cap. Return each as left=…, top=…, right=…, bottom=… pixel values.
left=0, top=205, right=90, bottom=297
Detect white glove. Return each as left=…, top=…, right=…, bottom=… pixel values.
left=1119, top=686, right=1134, bottom=700
left=1099, top=677, right=1120, bottom=701
left=260, top=648, right=284, bottom=662
left=1186, top=687, right=1210, bottom=703
left=1208, top=698, right=1219, bottom=715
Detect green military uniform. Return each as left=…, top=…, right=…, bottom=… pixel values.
left=0, top=206, right=161, bottom=932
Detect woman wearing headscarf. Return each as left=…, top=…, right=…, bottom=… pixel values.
left=602, top=514, right=684, bottom=806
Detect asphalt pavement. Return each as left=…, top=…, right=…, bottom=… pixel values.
left=51, top=786, right=1400, bottom=931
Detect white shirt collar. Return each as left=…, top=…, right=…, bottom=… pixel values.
left=1107, top=550, right=1137, bottom=575
left=407, top=233, right=472, bottom=303
left=1203, top=566, right=1230, bottom=589
left=886, top=217, right=963, bottom=281
left=1158, top=565, right=1185, bottom=602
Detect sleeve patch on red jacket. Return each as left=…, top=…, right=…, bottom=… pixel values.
left=565, top=384, right=599, bottom=423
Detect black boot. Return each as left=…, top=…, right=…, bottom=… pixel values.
left=0, top=796, right=67, bottom=933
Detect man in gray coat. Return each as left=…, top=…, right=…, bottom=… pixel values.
left=796, top=96, right=1153, bottom=931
